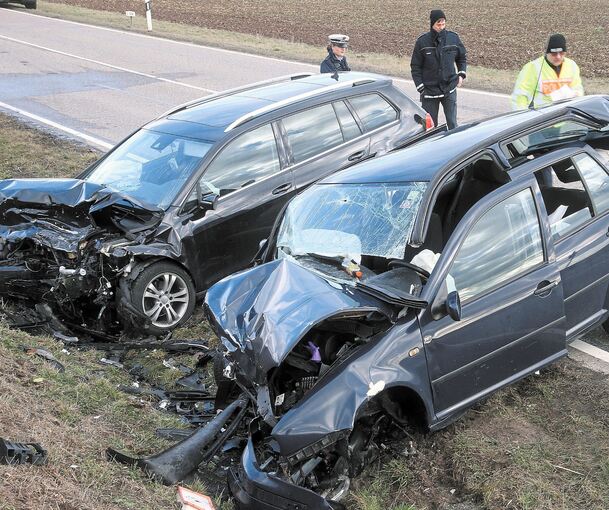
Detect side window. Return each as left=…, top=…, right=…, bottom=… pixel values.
left=447, top=189, right=544, bottom=302
left=501, top=121, right=593, bottom=166
left=199, top=124, right=280, bottom=196
left=347, top=94, right=398, bottom=132
left=574, top=153, right=609, bottom=214
left=535, top=157, right=592, bottom=240
left=333, top=101, right=362, bottom=142
left=283, top=104, right=343, bottom=164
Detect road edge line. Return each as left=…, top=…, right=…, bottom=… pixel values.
left=570, top=339, right=609, bottom=364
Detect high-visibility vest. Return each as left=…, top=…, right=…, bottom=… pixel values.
left=511, top=56, right=584, bottom=110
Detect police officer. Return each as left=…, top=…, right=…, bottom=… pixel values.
left=320, top=34, right=351, bottom=73
left=511, top=34, right=584, bottom=110
left=410, top=9, right=467, bottom=129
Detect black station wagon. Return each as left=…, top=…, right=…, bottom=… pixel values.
left=0, top=72, right=427, bottom=336
left=204, top=96, right=609, bottom=509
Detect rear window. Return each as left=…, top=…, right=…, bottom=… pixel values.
left=348, top=94, right=398, bottom=132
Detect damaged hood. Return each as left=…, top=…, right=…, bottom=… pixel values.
left=0, top=178, right=164, bottom=252
left=205, top=258, right=398, bottom=382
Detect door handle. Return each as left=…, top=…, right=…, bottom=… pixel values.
left=272, top=183, right=292, bottom=195
left=348, top=150, right=366, bottom=162
left=534, top=279, right=559, bottom=297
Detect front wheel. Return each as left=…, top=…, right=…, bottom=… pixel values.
left=123, top=261, right=196, bottom=336
left=23, top=0, right=37, bottom=8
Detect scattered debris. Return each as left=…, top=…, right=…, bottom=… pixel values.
left=107, top=395, right=248, bottom=485
left=24, top=346, right=65, bottom=372
left=0, top=438, right=47, bottom=466
left=99, top=357, right=124, bottom=369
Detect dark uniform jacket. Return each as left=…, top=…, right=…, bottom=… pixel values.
left=410, top=29, right=467, bottom=98
left=320, top=49, right=351, bottom=73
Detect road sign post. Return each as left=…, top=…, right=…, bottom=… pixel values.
left=144, top=0, right=152, bottom=31
left=125, top=11, right=135, bottom=29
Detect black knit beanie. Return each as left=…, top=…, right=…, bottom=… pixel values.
left=430, top=9, right=446, bottom=28
left=546, top=34, right=567, bottom=53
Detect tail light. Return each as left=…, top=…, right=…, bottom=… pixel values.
left=425, top=113, right=434, bottom=130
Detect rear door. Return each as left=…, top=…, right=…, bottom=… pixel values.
left=534, top=150, right=609, bottom=337
left=419, top=182, right=567, bottom=419
left=282, top=100, right=371, bottom=190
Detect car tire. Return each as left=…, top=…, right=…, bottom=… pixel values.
left=23, top=0, right=36, bottom=8
left=128, top=261, right=196, bottom=336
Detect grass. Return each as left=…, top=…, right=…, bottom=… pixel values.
left=15, top=1, right=606, bottom=96
left=2, top=111, right=609, bottom=509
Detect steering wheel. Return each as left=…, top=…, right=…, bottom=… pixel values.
left=387, top=259, right=431, bottom=280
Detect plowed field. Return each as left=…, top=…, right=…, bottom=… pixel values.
left=45, top=0, right=609, bottom=77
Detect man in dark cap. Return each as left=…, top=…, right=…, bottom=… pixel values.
left=511, top=33, right=584, bottom=110
left=320, top=34, right=351, bottom=73
left=410, top=9, right=467, bottom=129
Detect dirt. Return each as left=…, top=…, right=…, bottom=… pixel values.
left=43, top=0, right=609, bottom=78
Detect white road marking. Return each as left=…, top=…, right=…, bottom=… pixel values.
left=0, top=100, right=113, bottom=150
left=570, top=339, right=609, bottom=364
left=0, top=34, right=218, bottom=93
left=5, top=9, right=510, bottom=99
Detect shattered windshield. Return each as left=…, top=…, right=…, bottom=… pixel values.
left=277, top=182, right=427, bottom=280
left=86, top=129, right=213, bottom=209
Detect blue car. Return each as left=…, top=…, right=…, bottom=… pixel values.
left=205, top=95, right=609, bottom=509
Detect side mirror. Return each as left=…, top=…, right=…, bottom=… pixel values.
left=198, top=191, right=219, bottom=211
left=446, top=291, right=462, bottom=321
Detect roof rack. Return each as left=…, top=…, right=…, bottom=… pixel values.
left=224, top=77, right=379, bottom=132
left=157, top=73, right=315, bottom=119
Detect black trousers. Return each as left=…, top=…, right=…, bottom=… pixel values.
left=421, top=90, right=458, bottom=130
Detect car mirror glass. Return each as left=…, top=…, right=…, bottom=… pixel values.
left=446, top=290, right=462, bottom=321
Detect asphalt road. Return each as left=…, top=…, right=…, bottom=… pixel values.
left=0, top=7, right=510, bottom=149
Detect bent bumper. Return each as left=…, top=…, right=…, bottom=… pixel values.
left=228, top=438, right=335, bottom=510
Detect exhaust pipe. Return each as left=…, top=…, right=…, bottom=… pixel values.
left=107, top=395, right=248, bottom=485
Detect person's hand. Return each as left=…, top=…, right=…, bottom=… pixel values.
left=457, top=76, right=464, bottom=88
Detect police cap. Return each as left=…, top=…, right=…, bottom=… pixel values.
left=328, top=34, right=349, bottom=48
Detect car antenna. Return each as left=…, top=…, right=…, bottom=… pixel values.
left=528, top=46, right=546, bottom=110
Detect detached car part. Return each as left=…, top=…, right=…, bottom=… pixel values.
left=0, top=438, right=47, bottom=466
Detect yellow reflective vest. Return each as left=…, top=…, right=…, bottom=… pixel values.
left=511, top=56, right=584, bottom=110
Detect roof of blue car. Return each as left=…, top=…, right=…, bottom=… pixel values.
left=162, top=72, right=389, bottom=132
left=320, top=106, right=562, bottom=184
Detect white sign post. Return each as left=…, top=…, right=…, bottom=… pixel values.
left=144, top=0, right=152, bottom=31
left=125, top=11, right=135, bottom=29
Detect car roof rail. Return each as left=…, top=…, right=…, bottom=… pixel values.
left=224, top=77, right=380, bottom=132
left=158, top=73, right=315, bottom=119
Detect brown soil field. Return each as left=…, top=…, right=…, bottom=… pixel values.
left=45, top=0, right=609, bottom=77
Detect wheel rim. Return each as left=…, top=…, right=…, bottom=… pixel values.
left=142, top=272, right=189, bottom=328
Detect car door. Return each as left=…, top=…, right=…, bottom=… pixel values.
left=182, top=122, right=295, bottom=289
left=282, top=100, right=371, bottom=191
left=419, top=182, right=567, bottom=419
left=538, top=150, right=609, bottom=337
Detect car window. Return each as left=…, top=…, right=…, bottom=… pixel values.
left=199, top=124, right=280, bottom=197
left=347, top=94, right=398, bottom=132
left=333, top=101, right=362, bottom=142
left=283, top=103, right=344, bottom=164
left=447, top=189, right=544, bottom=302
left=535, top=158, right=593, bottom=240
left=573, top=153, right=609, bottom=214
left=501, top=120, right=592, bottom=166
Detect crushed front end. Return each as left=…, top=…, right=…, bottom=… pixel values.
left=205, top=258, right=430, bottom=509
left=0, top=178, right=164, bottom=336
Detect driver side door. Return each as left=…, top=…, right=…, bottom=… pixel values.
left=419, top=182, right=567, bottom=420
left=183, top=122, right=294, bottom=289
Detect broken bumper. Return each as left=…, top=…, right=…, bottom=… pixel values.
left=228, top=438, right=335, bottom=510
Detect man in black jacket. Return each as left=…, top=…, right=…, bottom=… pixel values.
left=320, top=34, right=351, bottom=73
left=410, top=10, right=467, bottom=129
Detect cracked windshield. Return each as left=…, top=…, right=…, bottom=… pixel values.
left=277, top=182, right=427, bottom=282
left=86, top=129, right=212, bottom=209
